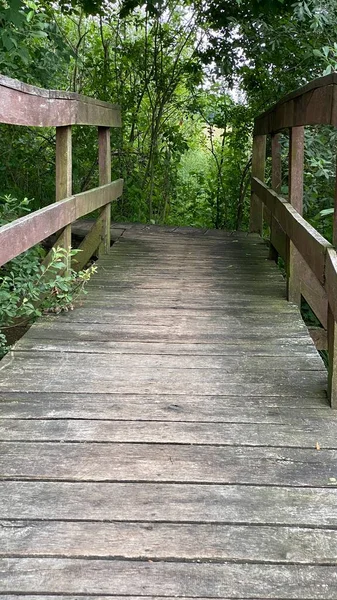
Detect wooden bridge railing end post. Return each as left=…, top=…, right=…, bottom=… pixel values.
left=327, top=305, right=337, bottom=408
left=98, top=126, right=112, bottom=256
left=269, top=133, right=282, bottom=261
left=55, top=124, right=72, bottom=270
left=287, top=126, right=304, bottom=307
left=327, top=168, right=337, bottom=409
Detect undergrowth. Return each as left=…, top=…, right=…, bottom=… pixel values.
left=0, top=194, right=96, bottom=358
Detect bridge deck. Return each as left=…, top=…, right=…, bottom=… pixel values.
left=1, top=224, right=337, bottom=598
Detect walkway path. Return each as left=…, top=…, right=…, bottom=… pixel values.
left=0, top=224, right=337, bottom=598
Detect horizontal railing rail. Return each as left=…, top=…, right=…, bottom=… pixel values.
left=251, top=177, right=332, bottom=283
left=0, top=75, right=123, bottom=272
left=254, top=73, right=337, bottom=135
left=250, top=75, right=337, bottom=408
left=0, top=180, right=123, bottom=268
left=0, top=75, right=121, bottom=127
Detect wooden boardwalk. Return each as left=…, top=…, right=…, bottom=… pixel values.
left=1, top=224, right=337, bottom=598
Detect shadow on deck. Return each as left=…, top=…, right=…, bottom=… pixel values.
left=1, top=224, right=337, bottom=598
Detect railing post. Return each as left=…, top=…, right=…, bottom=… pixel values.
left=327, top=164, right=337, bottom=407
left=271, top=133, right=282, bottom=194
left=249, top=134, right=266, bottom=234
left=269, top=133, right=282, bottom=260
left=98, top=126, right=111, bottom=255
left=55, top=125, right=72, bottom=268
left=327, top=305, right=337, bottom=407
left=287, top=126, right=304, bottom=306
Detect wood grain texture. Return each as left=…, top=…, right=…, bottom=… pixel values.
left=55, top=125, right=72, bottom=262
left=269, top=132, right=283, bottom=259
left=0, top=418, right=336, bottom=447
left=288, top=126, right=304, bottom=306
left=0, top=224, right=335, bottom=598
left=1, top=442, right=335, bottom=485
left=0, top=179, right=123, bottom=267
left=2, top=558, right=337, bottom=597
left=254, top=74, right=337, bottom=134
left=2, top=481, right=337, bottom=525
left=0, top=393, right=329, bottom=420
left=0, top=74, right=121, bottom=127
left=97, top=126, right=112, bottom=255
left=1, top=521, right=337, bottom=563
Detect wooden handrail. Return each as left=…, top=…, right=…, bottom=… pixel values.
left=0, top=74, right=121, bottom=127
left=251, top=177, right=332, bottom=283
left=252, top=175, right=337, bottom=322
left=0, top=75, right=123, bottom=274
left=250, top=75, right=337, bottom=407
left=254, top=74, right=337, bottom=135
left=0, top=180, right=123, bottom=268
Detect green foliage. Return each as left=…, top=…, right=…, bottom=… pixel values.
left=0, top=192, right=31, bottom=224
left=0, top=1, right=72, bottom=86
left=0, top=194, right=96, bottom=357
left=2, top=0, right=337, bottom=237
left=0, top=245, right=97, bottom=357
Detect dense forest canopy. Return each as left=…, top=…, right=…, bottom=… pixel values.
left=0, top=0, right=337, bottom=232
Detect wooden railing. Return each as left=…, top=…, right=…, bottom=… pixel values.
left=250, top=74, right=337, bottom=407
left=0, top=75, right=123, bottom=271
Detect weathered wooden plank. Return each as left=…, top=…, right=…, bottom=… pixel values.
left=85, top=282, right=286, bottom=294
left=0, top=179, right=123, bottom=267
left=1, top=350, right=324, bottom=371
left=1, top=418, right=336, bottom=448
left=0, top=362, right=326, bottom=396
left=0, top=442, right=335, bottom=485
left=2, top=558, right=337, bottom=597
left=77, top=294, right=291, bottom=307
left=92, top=237, right=264, bottom=246
left=21, top=319, right=312, bottom=339
left=13, top=338, right=319, bottom=356
left=1, top=481, right=336, bottom=524
left=1, top=521, right=337, bottom=564
left=86, top=275, right=284, bottom=285
left=89, top=269, right=283, bottom=278
left=17, top=295, right=307, bottom=310
left=0, top=74, right=121, bottom=127
left=0, top=392, right=329, bottom=421
left=29, top=311, right=308, bottom=329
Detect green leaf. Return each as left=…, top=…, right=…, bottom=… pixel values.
left=319, top=208, right=334, bottom=217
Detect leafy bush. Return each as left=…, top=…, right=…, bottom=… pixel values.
left=0, top=194, right=96, bottom=357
